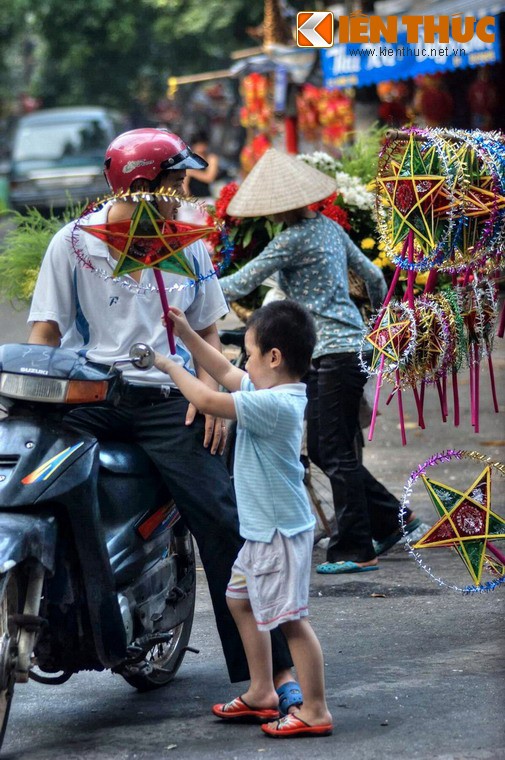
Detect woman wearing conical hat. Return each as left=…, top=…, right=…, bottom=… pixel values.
left=219, top=149, right=421, bottom=574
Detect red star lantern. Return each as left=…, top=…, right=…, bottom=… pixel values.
left=79, top=199, right=214, bottom=279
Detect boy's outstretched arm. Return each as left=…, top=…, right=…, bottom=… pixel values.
left=166, top=307, right=244, bottom=392
left=154, top=354, right=237, bottom=420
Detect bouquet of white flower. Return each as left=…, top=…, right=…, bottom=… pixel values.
left=296, top=151, right=340, bottom=176
left=334, top=171, right=374, bottom=211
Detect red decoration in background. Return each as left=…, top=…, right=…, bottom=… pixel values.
left=376, top=81, right=409, bottom=126
left=468, top=69, right=499, bottom=130
left=413, top=74, right=454, bottom=126
left=297, top=85, right=353, bottom=148
left=214, top=182, right=240, bottom=222
left=240, top=73, right=272, bottom=130
left=240, top=134, right=272, bottom=175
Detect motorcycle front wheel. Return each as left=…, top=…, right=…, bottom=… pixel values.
left=120, top=531, right=196, bottom=692
left=0, top=571, right=22, bottom=751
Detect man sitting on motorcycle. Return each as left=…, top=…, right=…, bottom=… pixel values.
left=27, top=128, right=298, bottom=705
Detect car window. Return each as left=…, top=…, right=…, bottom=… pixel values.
left=13, top=119, right=110, bottom=162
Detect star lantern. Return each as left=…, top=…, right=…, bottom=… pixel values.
left=363, top=301, right=416, bottom=446
left=79, top=198, right=215, bottom=353
left=80, top=198, right=213, bottom=279
left=410, top=305, right=446, bottom=379
left=376, top=136, right=450, bottom=265
left=413, top=467, right=505, bottom=586
left=445, top=139, right=505, bottom=265
left=364, top=304, right=414, bottom=374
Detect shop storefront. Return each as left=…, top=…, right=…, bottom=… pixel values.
left=321, top=2, right=505, bottom=130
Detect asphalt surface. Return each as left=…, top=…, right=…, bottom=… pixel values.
left=0, top=302, right=504, bottom=760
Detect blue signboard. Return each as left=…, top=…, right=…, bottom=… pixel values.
left=321, top=16, right=501, bottom=88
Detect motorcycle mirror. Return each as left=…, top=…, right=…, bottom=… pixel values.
left=129, top=343, right=155, bottom=371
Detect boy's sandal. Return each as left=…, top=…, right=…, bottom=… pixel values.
left=276, top=681, right=303, bottom=716
left=261, top=713, right=333, bottom=738
left=212, top=695, right=279, bottom=722
left=372, top=517, right=423, bottom=556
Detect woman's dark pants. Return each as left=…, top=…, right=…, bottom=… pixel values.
left=306, top=353, right=411, bottom=563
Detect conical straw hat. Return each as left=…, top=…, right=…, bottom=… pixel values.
left=227, top=149, right=337, bottom=217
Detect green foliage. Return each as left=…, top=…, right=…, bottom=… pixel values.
left=1, top=0, right=306, bottom=121
left=153, top=0, right=263, bottom=73
left=22, top=0, right=264, bottom=113
left=0, top=205, right=78, bottom=304
left=338, top=124, right=387, bottom=184
left=30, top=0, right=160, bottom=110
left=0, top=0, right=32, bottom=115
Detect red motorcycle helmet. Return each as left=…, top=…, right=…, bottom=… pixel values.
left=103, top=128, right=208, bottom=193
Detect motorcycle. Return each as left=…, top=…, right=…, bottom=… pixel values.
left=0, top=342, right=197, bottom=751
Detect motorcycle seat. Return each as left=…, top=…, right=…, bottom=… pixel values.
left=99, top=442, right=156, bottom=476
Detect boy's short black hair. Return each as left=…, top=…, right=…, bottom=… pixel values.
left=246, top=300, right=317, bottom=378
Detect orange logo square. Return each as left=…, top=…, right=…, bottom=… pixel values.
left=297, top=11, right=334, bottom=48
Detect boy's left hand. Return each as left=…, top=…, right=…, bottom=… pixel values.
left=185, top=403, right=227, bottom=455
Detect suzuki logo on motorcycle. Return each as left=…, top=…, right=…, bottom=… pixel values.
left=20, top=367, right=49, bottom=375
left=22, top=442, right=85, bottom=484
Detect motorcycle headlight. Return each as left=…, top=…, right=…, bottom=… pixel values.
left=0, top=373, right=108, bottom=403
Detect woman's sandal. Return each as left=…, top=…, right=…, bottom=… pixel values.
left=373, top=517, right=423, bottom=556
left=316, top=560, right=379, bottom=574
left=276, top=681, right=303, bottom=716
left=261, top=713, right=333, bottom=738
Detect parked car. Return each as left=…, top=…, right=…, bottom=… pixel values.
left=8, top=107, right=126, bottom=212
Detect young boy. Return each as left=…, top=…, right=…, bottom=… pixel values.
left=154, top=300, right=333, bottom=738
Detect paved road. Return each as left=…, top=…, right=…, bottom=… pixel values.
left=0, top=301, right=30, bottom=343
left=1, top=302, right=504, bottom=759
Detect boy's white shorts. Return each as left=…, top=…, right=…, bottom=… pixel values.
left=226, top=529, right=314, bottom=632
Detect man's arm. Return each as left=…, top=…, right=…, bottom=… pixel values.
left=191, top=323, right=244, bottom=393
left=28, top=320, right=61, bottom=346
left=155, top=352, right=237, bottom=420
left=187, top=321, right=240, bottom=455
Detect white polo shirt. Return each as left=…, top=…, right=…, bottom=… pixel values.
left=28, top=204, right=228, bottom=386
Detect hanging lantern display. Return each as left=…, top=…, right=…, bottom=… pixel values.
left=360, top=127, right=504, bottom=444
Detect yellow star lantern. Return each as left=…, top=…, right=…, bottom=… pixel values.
left=413, top=467, right=505, bottom=586
left=410, top=307, right=446, bottom=379
left=365, top=304, right=414, bottom=372
left=376, top=136, right=448, bottom=257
